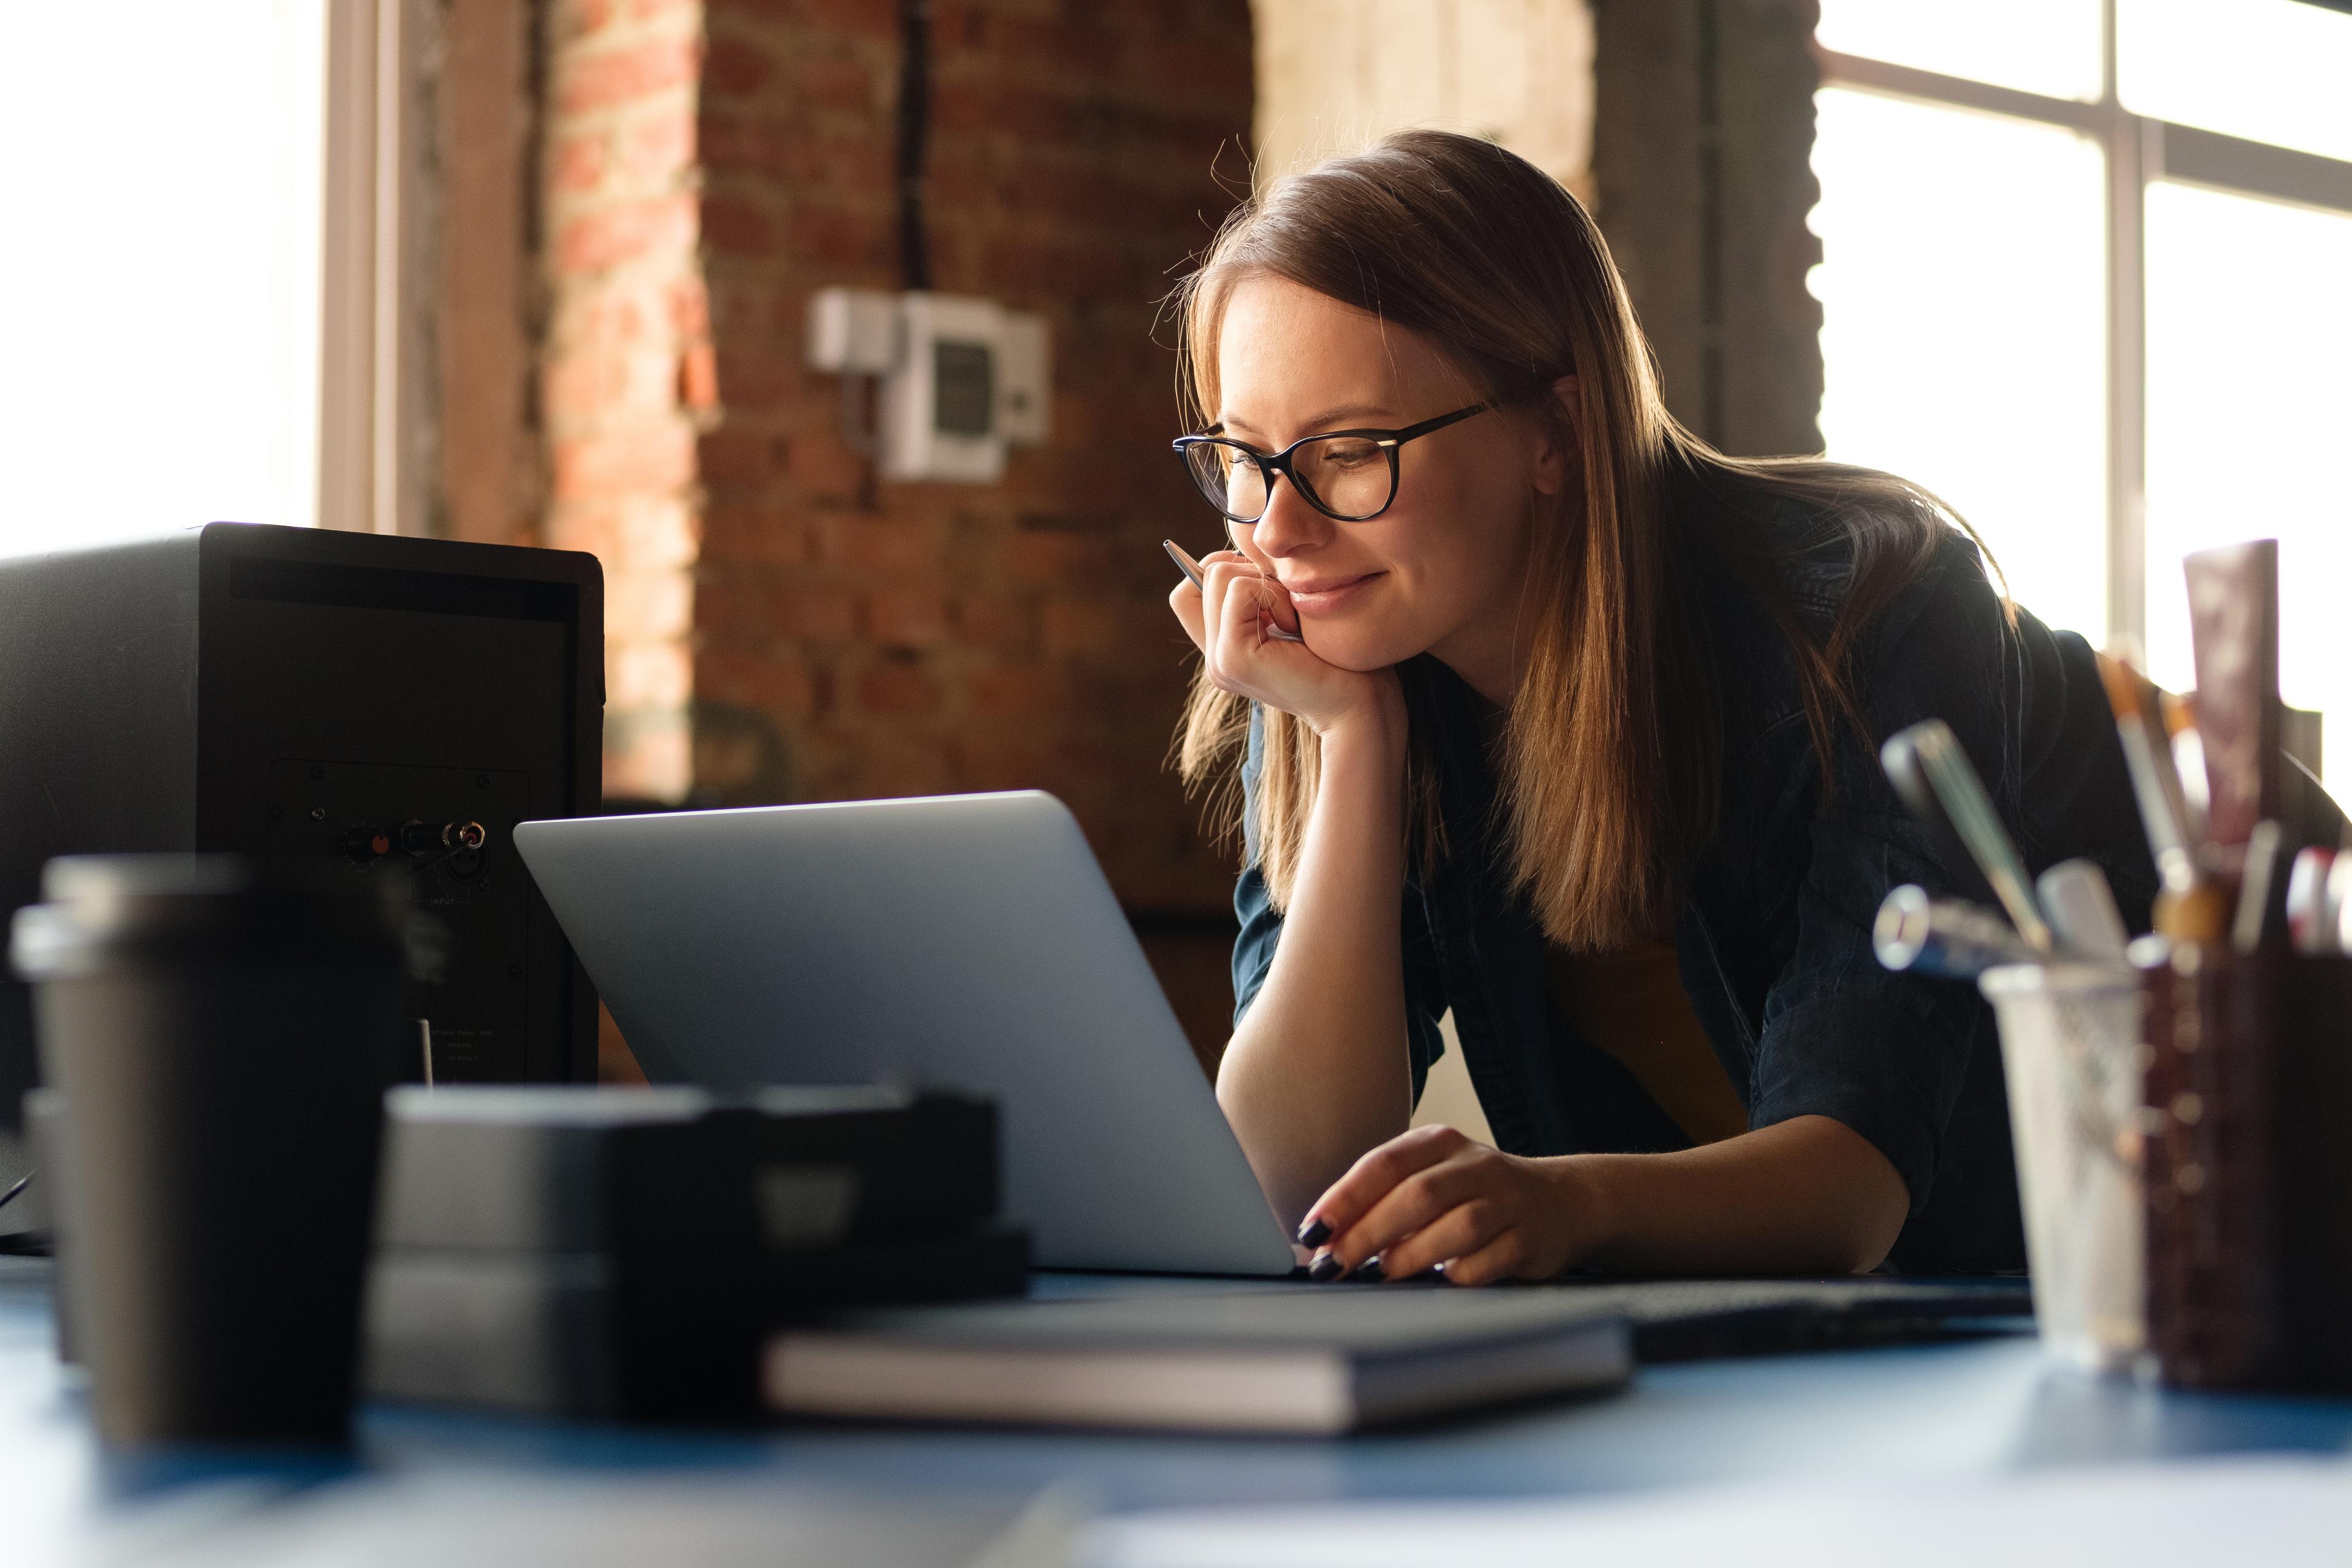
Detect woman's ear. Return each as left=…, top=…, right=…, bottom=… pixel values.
left=1529, top=375, right=1581, bottom=497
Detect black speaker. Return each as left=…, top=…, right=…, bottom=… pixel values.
left=0, top=522, right=606, bottom=1150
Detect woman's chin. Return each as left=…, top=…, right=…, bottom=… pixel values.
left=1301, top=628, right=1412, bottom=673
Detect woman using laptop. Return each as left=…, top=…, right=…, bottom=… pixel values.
left=1165, top=130, right=2152, bottom=1283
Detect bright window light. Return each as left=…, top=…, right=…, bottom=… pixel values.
left=2120, top=0, right=2352, bottom=164
left=2142, top=181, right=2352, bottom=783
left=1810, top=88, right=2109, bottom=644
left=0, top=3, right=325, bottom=562
left=1815, top=0, right=2103, bottom=101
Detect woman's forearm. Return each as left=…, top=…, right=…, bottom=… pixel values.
left=1216, top=696, right=1413, bottom=1227
left=1559, top=1114, right=1910, bottom=1275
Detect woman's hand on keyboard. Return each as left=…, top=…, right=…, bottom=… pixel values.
left=1294, top=1124, right=1599, bottom=1286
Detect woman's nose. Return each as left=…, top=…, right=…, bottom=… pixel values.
left=1249, top=477, right=1330, bottom=559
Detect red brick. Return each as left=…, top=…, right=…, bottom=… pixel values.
left=785, top=431, right=866, bottom=495
left=558, top=36, right=699, bottom=116
left=667, top=276, right=710, bottom=337
left=856, top=658, right=941, bottom=715
left=801, top=58, right=880, bottom=113
left=805, top=0, right=899, bottom=40
left=788, top=202, right=891, bottom=269
left=551, top=132, right=608, bottom=194
left=953, top=597, right=1030, bottom=650
left=847, top=731, right=960, bottom=797
left=679, top=341, right=720, bottom=413
left=552, top=423, right=696, bottom=499
left=864, top=587, right=949, bottom=648
left=554, top=0, right=617, bottom=43
left=772, top=586, right=859, bottom=643
left=1005, top=529, right=1109, bottom=585
left=816, top=514, right=937, bottom=573
left=699, top=504, right=809, bottom=566
left=697, top=429, right=779, bottom=488
left=1041, top=598, right=1121, bottom=658
left=955, top=729, right=1055, bottom=791
left=619, top=107, right=696, bottom=181
left=702, top=34, right=772, bottom=99
left=556, top=194, right=696, bottom=273
left=699, top=194, right=774, bottom=257
left=698, top=647, right=817, bottom=715
left=967, top=664, right=1064, bottom=717
left=704, top=347, right=798, bottom=410
left=555, top=283, right=653, bottom=349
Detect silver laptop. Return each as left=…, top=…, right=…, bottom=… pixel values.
left=512, top=791, right=1295, bottom=1275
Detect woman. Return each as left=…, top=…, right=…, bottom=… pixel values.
left=1165, top=130, right=2154, bottom=1284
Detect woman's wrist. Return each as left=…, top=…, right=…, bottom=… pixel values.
left=1308, top=671, right=1408, bottom=751
left=1534, top=1154, right=1623, bottom=1267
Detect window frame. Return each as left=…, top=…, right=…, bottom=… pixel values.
left=1815, top=0, right=2352, bottom=651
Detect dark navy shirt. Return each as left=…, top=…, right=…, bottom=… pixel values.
left=1231, top=499, right=2158, bottom=1274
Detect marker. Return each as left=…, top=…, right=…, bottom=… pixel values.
left=1882, top=720, right=2054, bottom=952
left=1872, top=885, right=2039, bottom=978
left=2036, top=858, right=2131, bottom=963
left=1164, top=540, right=1305, bottom=643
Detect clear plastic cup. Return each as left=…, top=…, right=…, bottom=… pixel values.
left=1978, top=961, right=2146, bottom=1373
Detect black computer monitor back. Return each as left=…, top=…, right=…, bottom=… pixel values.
left=0, top=522, right=605, bottom=1177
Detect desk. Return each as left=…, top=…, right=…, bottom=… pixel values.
left=7, top=1258, right=2352, bottom=1556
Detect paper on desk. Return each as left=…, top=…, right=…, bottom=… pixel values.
left=1091, top=1457, right=2352, bottom=1568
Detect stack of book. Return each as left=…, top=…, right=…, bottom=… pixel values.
left=365, top=1084, right=1027, bottom=1421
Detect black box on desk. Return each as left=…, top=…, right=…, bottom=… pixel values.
left=365, top=1085, right=1029, bottom=1422
left=0, top=522, right=606, bottom=1158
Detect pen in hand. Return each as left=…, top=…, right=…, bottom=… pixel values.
left=1164, top=540, right=1305, bottom=643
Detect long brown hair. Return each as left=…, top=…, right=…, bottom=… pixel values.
left=1174, top=129, right=1980, bottom=951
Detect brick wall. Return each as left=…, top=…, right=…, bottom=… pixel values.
left=689, top=0, right=1253, bottom=917
left=535, top=0, right=1257, bottom=1071
left=541, top=0, right=717, bottom=801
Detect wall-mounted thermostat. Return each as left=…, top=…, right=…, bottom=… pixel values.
left=805, top=287, right=1050, bottom=483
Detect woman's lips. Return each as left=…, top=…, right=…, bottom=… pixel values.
left=1280, top=571, right=1383, bottom=616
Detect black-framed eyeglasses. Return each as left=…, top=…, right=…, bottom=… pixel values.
left=1172, top=402, right=1494, bottom=526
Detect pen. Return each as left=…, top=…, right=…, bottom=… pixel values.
left=1163, top=540, right=1305, bottom=643
left=1881, top=720, right=2053, bottom=951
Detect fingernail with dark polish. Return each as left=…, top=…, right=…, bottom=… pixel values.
left=1354, top=1257, right=1386, bottom=1283
left=1308, top=1250, right=1344, bottom=1283
left=1296, top=1216, right=1332, bottom=1246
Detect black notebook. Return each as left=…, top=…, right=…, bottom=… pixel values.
left=764, top=1289, right=1630, bottom=1434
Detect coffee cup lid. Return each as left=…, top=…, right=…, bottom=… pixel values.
left=10, top=854, right=409, bottom=979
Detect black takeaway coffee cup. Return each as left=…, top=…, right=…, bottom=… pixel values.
left=9, top=855, right=407, bottom=1447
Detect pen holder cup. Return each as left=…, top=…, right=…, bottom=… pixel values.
left=2138, top=946, right=2352, bottom=1393
left=1978, top=962, right=2147, bottom=1374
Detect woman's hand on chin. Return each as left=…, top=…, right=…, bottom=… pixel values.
left=1170, top=550, right=1398, bottom=739
left=1294, top=1125, right=1604, bottom=1286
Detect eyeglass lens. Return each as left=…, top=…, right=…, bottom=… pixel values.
left=1185, top=436, right=1393, bottom=523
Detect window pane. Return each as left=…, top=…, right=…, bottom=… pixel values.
left=1817, top=0, right=2103, bottom=101
left=0, top=4, right=325, bottom=560
left=2143, top=181, right=2352, bottom=783
left=1811, top=88, right=2109, bottom=644
left=2120, top=0, right=2352, bottom=164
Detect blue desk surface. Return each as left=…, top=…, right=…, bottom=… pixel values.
left=7, top=1258, right=2352, bottom=1540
